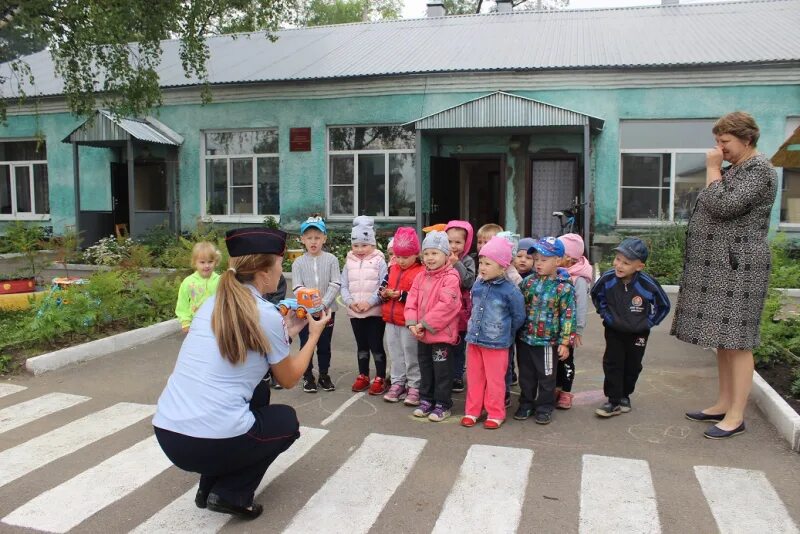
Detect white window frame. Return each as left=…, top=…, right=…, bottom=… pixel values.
left=617, top=148, right=707, bottom=226
left=326, top=125, right=416, bottom=222
left=779, top=116, right=800, bottom=231
left=0, top=139, right=49, bottom=221
left=199, top=128, right=280, bottom=224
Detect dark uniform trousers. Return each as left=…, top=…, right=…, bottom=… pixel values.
left=154, top=379, right=300, bottom=507
left=602, top=327, right=650, bottom=403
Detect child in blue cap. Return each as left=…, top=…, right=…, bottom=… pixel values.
left=590, top=237, right=671, bottom=417
left=515, top=236, right=577, bottom=425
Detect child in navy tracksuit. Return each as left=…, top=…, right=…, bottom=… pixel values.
left=590, top=237, right=671, bottom=417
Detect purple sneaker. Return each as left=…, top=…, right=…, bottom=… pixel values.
left=428, top=404, right=451, bottom=422
left=404, top=387, right=421, bottom=406
left=383, top=383, right=406, bottom=403
left=413, top=400, right=433, bottom=417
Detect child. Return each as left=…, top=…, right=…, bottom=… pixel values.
left=404, top=231, right=462, bottom=422
left=475, top=223, right=503, bottom=253
left=292, top=216, right=341, bottom=393
left=462, top=237, right=525, bottom=429
left=513, top=237, right=536, bottom=279
left=590, top=237, right=670, bottom=417
left=386, top=237, right=395, bottom=266
left=444, top=220, right=475, bottom=393
left=515, top=237, right=577, bottom=425
left=380, top=227, right=425, bottom=405
left=341, top=216, right=389, bottom=395
left=554, top=233, right=593, bottom=410
left=175, top=241, right=221, bottom=333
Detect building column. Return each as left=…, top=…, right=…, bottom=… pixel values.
left=72, top=142, right=81, bottom=245
left=414, top=129, right=423, bottom=235
left=126, top=138, right=135, bottom=238
left=583, top=123, right=592, bottom=261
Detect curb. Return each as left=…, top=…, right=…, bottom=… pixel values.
left=751, top=371, right=800, bottom=452
left=25, top=319, right=181, bottom=376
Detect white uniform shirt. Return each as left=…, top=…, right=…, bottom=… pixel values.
left=153, top=285, right=291, bottom=438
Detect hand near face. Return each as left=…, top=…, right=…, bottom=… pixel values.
left=449, top=251, right=459, bottom=266
left=706, top=146, right=724, bottom=169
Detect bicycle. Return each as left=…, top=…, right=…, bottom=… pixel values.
left=552, top=198, right=587, bottom=236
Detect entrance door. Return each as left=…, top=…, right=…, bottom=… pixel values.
left=529, top=158, right=577, bottom=238
left=429, top=156, right=460, bottom=225
left=110, top=162, right=130, bottom=233
left=461, top=158, right=504, bottom=233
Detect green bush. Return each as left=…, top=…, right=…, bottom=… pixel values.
left=597, top=223, right=686, bottom=284
left=770, top=233, right=800, bottom=288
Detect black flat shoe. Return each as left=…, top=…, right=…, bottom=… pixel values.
left=704, top=422, right=746, bottom=440
left=206, top=493, right=263, bottom=519
left=685, top=411, right=726, bottom=422
left=195, top=488, right=209, bottom=509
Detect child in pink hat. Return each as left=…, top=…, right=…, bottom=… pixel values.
left=461, top=236, right=525, bottom=429
left=380, top=227, right=425, bottom=404
left=554, top=233, right=593, bottom=409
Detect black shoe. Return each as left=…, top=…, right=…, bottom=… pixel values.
left=685, top=410, right=725, bottom=422
left=514, top=406, right=533, bottom=420
left=595, top=402, right=622, bottom=417
left=270, top=381, right=283, bottom=390
left=451, top=378, right=465, bottom=393
left=302, top=375, right=318, bottom=393
left=619, top=397, right=631, bottom=413
left=534, top=411, right=552, bottom=425
left=505, top=392, right=511, bottom=408
left=318, top=373, right=335, bottom=391
left=511, top=372, right=518, bottom=386
left=195, top=488, right=209, bottom=509
left=704, top=422, right=746, bottom=440
left=206, top=493, right=263, bottom=520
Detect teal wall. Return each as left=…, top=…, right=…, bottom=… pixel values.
left=1, top=83, right=798, bottom=238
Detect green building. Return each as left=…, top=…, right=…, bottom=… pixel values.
left=1, top=0, right=799, bottom=255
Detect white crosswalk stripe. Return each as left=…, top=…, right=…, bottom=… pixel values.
left=132, top=426, right=329, bottom=534
left=0, top=383, right=26, bottom=398
left=0, top=392, right=90, bottom=434
left=0, top=402, right=155, bottom=488
left=282, top=433, right=427, bottom=534
left=2, top=435, right=173, bottom=533
left=694, top=465, right=799, bottom=534
left=579, top=454, right=661, bottom=534
left=432, top=444, right=533, bottom=534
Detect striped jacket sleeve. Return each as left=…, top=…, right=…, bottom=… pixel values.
left=642, top=273, right=671, bottom=328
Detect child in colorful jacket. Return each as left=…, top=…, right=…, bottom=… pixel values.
left=404, top=231, right=462, bottom=423
left=515, top=237, right=577, bottom=425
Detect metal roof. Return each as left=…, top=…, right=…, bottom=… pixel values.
left=3, top=0, right=800, bottom=98
left=771, top=126, right=800, bottom=168
left=408, top=91, right=604, bottom=131
left=62, top=110, right=184, bottom=146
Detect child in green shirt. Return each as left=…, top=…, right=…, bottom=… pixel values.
left=176, top=241, right=221, bottom=332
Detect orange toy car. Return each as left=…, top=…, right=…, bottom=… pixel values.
left=277, top=288, right=324, bottom=319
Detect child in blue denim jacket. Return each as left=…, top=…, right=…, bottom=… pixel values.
left=462, top=236, right=526, bottom=429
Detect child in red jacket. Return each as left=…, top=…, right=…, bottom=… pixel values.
left=380, top=227, right=425, bottom=405
left=404, top=231, right=462, bottom=422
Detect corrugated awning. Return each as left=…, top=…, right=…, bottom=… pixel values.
left=772, top=126, right=800, bottom=168
left=406, top=91, right=604, bottom=131
left=62, top=110, right=184, bottom=147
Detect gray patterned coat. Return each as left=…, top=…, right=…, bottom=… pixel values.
left=670, top=154, right=777, bottom=350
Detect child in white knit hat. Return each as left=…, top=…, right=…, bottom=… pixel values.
left=341, top=216, right=389, bottom=395
left=404, top=231, right=462, bottom=422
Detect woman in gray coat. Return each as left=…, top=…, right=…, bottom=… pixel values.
left=671, top=112, right=777, bottom=440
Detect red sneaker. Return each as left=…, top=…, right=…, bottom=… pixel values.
left=352, top=374, right=370, bottom=392
left=461, top=415, right=478, bottom=427
left=483, top=418, right=503, bottom=429
left=556, top=391, right=574, bottom=410
left=368, top=376, right=387, bottom=395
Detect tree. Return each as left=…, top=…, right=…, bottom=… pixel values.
left=442, top=0, right=568, bottom=15
left=299, top=0, right=402, bottom=26
left=0, top=0, right=295, bottom=122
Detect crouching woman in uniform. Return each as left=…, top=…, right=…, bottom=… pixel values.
left=153, top=228, right=331, bottom=520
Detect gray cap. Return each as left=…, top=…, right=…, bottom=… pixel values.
left=614, top=237, right=649, bottom=262
left=351, top=215, right=376, bottom=245
left=421, top=230, right=450, bottom=256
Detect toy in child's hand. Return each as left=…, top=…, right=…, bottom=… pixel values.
left=277, top=288, right=324, bottom=319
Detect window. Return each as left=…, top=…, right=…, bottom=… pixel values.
left=781, top=169, right=800, bottom=224
left=0, top=140, right=48, bottom=218
left=328, top=126, right=415, bottom=218
left=619, top=120, right=714, bottom=223
left=203, top=130, right=279, bottom=217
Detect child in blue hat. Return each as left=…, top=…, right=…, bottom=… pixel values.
left=590, top=237, right=671, bottom=417
left=515, top=236, right=577, bottom=425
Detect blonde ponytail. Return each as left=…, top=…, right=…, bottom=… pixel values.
left=211, top=254, right=277, bottom=364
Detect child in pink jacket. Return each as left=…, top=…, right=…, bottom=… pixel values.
left=405, top=231, right=462, bottom=423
